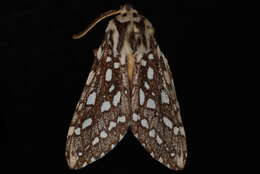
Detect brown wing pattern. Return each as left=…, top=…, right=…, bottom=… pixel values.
left=130, top=43, right=187, bottom=170
left=65, top=40, right=130, bottom=169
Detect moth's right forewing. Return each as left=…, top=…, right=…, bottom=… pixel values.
left=130, top=42, right=187, bottom=170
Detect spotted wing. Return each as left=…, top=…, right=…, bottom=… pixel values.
left=130, top=45, right=187, bottom=170
left=65, top=41, right=130, bottom=169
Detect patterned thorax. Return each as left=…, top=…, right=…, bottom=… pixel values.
left=105, top=5, right=154, bottom=58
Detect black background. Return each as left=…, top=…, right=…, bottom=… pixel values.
left=1, top=0, right=227, bottom=173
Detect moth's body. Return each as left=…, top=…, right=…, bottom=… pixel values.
left=106, top=6, right=155, bottom=84
left=66, top=5, right=187, bottom=171
left=127, top=54, right=135, bottom=82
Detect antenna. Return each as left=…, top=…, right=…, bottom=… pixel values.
left=72, top=10, right=121, bottom=39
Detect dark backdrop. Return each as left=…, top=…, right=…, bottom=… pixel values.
left=2, top=0, right=223, bottom=173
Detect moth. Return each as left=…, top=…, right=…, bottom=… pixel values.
left=66, top=4, right=187, bottom=170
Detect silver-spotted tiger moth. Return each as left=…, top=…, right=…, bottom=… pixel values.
left=65, top=4, right=187, bottom=170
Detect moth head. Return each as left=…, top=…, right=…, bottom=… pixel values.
left=116, top=4, right=141, bottom=23
left=72, top=4, right=152, bottom=39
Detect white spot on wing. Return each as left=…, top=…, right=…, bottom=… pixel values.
left=106, top=56, right=112, bottom=62
left=141, top=119, right=149, bottom=129
left=161, top=90, right=170, bottom=104
left=86, top=71, right=95, bottom=85
left=141, top=60, right=147, bottom=66
left=82, top=118, right=92, bottom=129
left=100, top=152, right=105, bottom=158
left=105, top=68, right=112, bottom=81
left=151, top=152, right=155, bottom=157
left=156, top=135, right=163, bottom=145
left=101, top=101, right=111, bottom=112
left=147, top=67, right=154, bottom=80
left=114, top=62, right=120, bottom=69
left=109, top=84, right=115, bottom=92
left=111, top=144, right=115, bottom=149
left=163, top=117, right=173, bottom=129
left=144, top=81, right=150, bottom=89
left=132, top=113, right=140, bottom=121
left=86, top=92, right=96, bottom=105
left=113, top=91, right=121, bottom=106
left=108, top=121, right=117, bottom=131
left=159, top=157, right=163, bottom=163
left=100, top=130, right=108, bottom=138
left=117, top=116, right=126, bottom=123
left=149, top=129, right=156, bottom=137
left=97, top=47, right=102, bottom=60
left=92, top=137, right=99, bottom=145
left=148, top=53, right=154, bottom=60
left=74, top=127, right=81, bottom=135
left=147, top=98, right=156, bottom=109
left=139, top=88, right=145, bottom=105
left=90, top=157, right=96, bottom=162
left=174, top=126, right=179, bottom=135
left=82, top=162, right=87, bottom=168
left=170, top=152, right=175, bottom=157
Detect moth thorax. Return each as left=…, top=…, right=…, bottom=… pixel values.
left=123, top=25, right=146, bottom=55
left=120, top=39, right=135, bottom=82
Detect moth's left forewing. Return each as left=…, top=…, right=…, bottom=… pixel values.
left=66, top=35, right=130, bottom=169
left=130, top=38, right=187, bottom=170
